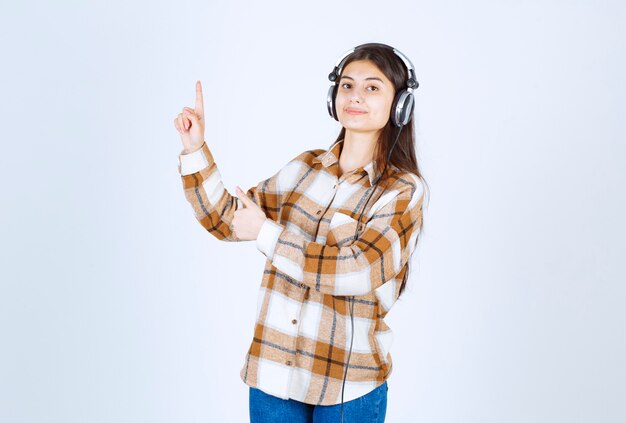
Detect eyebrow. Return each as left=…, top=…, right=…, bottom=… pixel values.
left=339, top=75, right=385, bottom=84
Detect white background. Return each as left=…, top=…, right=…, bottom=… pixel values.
left=1, top=0, right=625, bottom=422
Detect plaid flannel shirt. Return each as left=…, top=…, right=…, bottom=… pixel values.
left=178, top=139, right=424, bottom=405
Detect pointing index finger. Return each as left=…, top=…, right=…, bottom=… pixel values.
left=195, top=80, right=204, bottom=118
left=236, top=186, right=253, bottom=207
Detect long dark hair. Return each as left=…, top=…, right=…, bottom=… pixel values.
left=332, top=43, right=429, bottom=296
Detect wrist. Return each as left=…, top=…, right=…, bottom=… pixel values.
left=181, top=142, right=204, bottom=155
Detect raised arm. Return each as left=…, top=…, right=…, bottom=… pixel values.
left=254, top=176, right=425, bottom=296
left=174, top=80, right=290, bottom=241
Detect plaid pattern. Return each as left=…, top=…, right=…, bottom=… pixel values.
left=178, top=139, right=424, bottom=405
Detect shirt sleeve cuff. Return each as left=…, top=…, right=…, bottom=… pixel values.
left=256, top=219, right=284, bottom=259
left=178, top=142, right=213, bottom=176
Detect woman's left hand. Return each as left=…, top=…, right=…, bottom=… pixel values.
left=232, top=186, right=268, bottom=240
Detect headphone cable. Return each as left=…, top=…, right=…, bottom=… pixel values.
left=340, top=124, right=404, bottom=422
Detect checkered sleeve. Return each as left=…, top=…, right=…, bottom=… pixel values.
left=178, top=142, right=286, bottom=242
left=256, top=176, right=425, bottom=296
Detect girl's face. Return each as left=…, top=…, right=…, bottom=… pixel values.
left=335, top=60, right=396, bottom=136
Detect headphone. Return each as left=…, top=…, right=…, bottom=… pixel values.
left=331, top=43, right=419, bottom=423
left=326, top=42, right=419, bottom=127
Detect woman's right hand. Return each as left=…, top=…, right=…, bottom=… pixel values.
left=174, top=80, right=206, bottom=154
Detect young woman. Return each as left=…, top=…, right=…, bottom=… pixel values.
left=174, top=43, right=428, bottom=423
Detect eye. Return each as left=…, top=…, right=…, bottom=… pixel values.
left=367, top=85, right=379, bottom=91
left=341, top=83, right=352, bottom=89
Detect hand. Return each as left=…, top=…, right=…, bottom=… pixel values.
left=232, top=186, right=268, bottom=241
left=174, top=80, right=206, bottom=154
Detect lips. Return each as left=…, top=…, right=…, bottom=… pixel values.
left=345, top=107, right=367, bottom=115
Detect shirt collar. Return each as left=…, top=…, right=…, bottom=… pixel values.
left=313, top=139, right=380, bottom=186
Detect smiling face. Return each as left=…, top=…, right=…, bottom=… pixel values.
left=335, top=60, right=396, bottom=137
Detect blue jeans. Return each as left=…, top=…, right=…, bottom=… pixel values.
left=249, top=382, right=388, bottom=423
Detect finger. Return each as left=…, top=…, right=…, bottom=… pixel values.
left=195, top=80, right=204, bottom=119
left=182, top=108, right=194, bottom=130
left=177, top=115, right=186, bottom=132
left=235, top=186, right=254, bottom=208
left=176, top=112, right=186, bottom=131
left=174, top=117, right=181, bottom=132
left=183, top=109, right=199, bottom=128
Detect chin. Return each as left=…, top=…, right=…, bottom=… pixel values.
left=340, top=121, right=380, bottom=132
left=339, top=119, right=367, bottom=130
left=339, top=117, right=385, bottom=132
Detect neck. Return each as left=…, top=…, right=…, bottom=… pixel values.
left=339, top=129, right=380, bottom=175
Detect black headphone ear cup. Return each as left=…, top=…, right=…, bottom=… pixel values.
left=327, top=84, right=339, bottom=121
left=392, top=90, right=414, bottom=127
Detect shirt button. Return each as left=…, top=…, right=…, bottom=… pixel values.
left=286, top=360, right=292, bottom=366
left=292, top=319, right=298, bottom=325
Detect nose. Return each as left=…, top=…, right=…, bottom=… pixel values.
left=350, top=92, right=362, bottom=103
